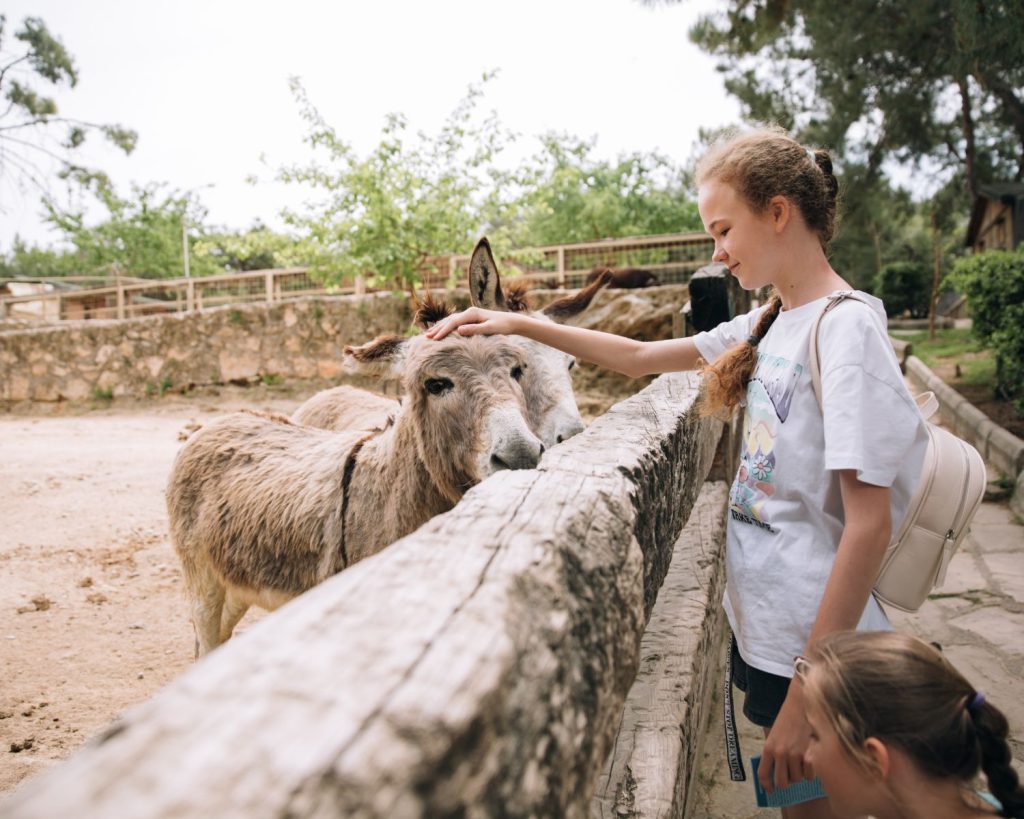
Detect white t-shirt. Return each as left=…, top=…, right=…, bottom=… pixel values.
left=693, top=291, right=929, bottom=678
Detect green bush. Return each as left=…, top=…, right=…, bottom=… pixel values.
left=947, top=249, right=1024, bottom=413
left=873, top=261, right=930, bottom=318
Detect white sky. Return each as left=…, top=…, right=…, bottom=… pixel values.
left=0, top=0, right=741, bottom=250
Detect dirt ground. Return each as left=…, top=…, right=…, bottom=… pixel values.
left=0, top=378, right=624, bottom=795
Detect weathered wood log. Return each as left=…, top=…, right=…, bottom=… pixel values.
left=592, top=481, right=729, bottom=819
left=1, top=372, right=722, bottom=819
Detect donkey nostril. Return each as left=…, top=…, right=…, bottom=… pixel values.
left=539, top=444, right=546, bottom=455
left=556, top=435, right=564, bottom=443
left=490, top=454, right=510, bottom=471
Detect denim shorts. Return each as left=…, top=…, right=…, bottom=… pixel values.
left=730, top=636, right=792, bottom=727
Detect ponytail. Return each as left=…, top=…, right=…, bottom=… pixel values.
left=972, top=701, right=1024, bottom=817
left=698, top=294, right=782, bottom=417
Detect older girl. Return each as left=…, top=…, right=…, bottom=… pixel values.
left=428, top=127, right=929, bottom=817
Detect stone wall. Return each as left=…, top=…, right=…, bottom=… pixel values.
left=0, top=285, right=688, bottom=405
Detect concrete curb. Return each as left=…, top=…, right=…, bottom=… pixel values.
left=904, top=355, right=1024, bottom=513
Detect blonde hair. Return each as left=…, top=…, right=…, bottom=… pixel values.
left=696, top=126, right=840, bottom=417
left=800, top=631, right=1024, bottom=818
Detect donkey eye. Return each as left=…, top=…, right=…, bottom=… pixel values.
left=511, top=364, right=525, bottom=381
left=424, top=377, right=453, bottom=396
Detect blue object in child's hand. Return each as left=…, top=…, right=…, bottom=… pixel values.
left=751, top=756, right=827, bottom=808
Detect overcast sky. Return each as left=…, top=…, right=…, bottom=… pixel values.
left=0, top=0, right=741, bottom=250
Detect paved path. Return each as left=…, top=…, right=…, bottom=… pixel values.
left=691, top=394, right=1024, bottom=817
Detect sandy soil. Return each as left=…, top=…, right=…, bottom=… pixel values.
left=0, top=379, right=625, bottom=795
left=0, top=383, right=329, bottom=794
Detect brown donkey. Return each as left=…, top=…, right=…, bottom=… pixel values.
left=292, top=237, right=611, bottom=446
left=167, top=323, right=543, bottom=657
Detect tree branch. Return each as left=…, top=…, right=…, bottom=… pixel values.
left=0, top=54, right=30, bottom=89
left=956, top=72, right=977, bottom=200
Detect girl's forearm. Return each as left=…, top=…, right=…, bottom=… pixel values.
left=510, top=314, right=649, bottom=377
left=510, top=314, right=703, bottom=377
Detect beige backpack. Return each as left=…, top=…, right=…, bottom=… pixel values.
left=808, top=293, right=987, bottom=612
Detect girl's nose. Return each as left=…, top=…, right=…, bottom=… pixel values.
left=712, top=245, right=728, bottom=263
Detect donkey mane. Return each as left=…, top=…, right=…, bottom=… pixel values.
left=414, top=292, right=456, bottom=328
left=503, top=280, right=532, bottom=313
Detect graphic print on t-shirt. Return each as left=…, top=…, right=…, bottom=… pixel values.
left=730, top=352, right=803, bottom=533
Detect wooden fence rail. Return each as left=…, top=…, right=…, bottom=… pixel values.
left=1, top=372, right=722, bottom=818
left=0, top=233, right=713, bottom=324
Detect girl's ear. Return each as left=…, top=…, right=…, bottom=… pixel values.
left=769, top=195, right=792, bottom=233
left=862, top=737, right=891, bottom=779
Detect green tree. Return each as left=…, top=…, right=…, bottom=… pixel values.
left=684, top=1, right=1024, bottom=198
left=0, top=15, right=136, bottom=202
left=43, top=176, right=219, bottom=279
left=500, top=133, right=701, bottom=248
left=276, top=73, right=516, bottom=289
left=0, top=236, right=78, bottom=278
left=194, top=223, right=320, bottom=272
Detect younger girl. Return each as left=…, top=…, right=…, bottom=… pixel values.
left=427, top=126, right=929, bottom=817
left=798, top=630, right=1024, bottom=818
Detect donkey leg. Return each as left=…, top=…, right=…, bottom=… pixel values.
left=191, top=569, right=226, bottom=658
left=219, top=589, right=250, bottom=644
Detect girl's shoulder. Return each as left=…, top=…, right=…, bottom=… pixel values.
left=817, top=290, right=889, bottom=341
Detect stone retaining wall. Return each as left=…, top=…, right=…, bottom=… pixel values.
left=0, top=286, right=688, bottom=405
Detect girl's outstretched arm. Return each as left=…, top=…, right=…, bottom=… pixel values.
left=425, top=307, right=703, bottom=377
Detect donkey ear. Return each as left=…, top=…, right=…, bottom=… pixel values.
left=542, top=269, right=611, bottom=323
left=343, top=334, right=409, bottom=377
left=468, top=237, right=508, bottom=311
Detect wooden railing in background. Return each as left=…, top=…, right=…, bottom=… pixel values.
left=0, top=233, right=714, bottom=324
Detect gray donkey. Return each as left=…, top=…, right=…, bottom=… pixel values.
left=292, top=238, right=611, bottom=445
left=167, top=306, right=543, bottom=657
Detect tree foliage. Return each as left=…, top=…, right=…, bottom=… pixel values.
left=37, top=177, right=219, bottom=279
left=275, top=76, right=702, bottom=287
left=947, top=249, right=1024, bottom=411
left=873, top=261, right=930, bottom=318
left=686, top=1, right=1023, bottom=193
left=194, top=223, right=320, bottom=272
left=498, top=134, right=701, bottom=248
left=275, top=74, right=515, bottom=288
left=0, top=15, right=137, bottom=202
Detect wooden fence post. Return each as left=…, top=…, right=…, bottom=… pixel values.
left=116, top=281, right=125, bottom=320
left=186, top=280, right=196, bottom=313
left=355, top=275, right=366, bottom=295
left=557, top=246, right=566, bottom=287
left=265, top=271, right=274, bottom=304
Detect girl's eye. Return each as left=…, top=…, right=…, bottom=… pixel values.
left=511, top=365, right=525, bottom=381
left=720, top=228, right=730, bottom=237
left=425, top=377, right=453, bottom=396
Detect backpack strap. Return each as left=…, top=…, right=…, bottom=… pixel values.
left=808, top=292, right=938, bottom=423
left=807, top=291, right=870, bottom=411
